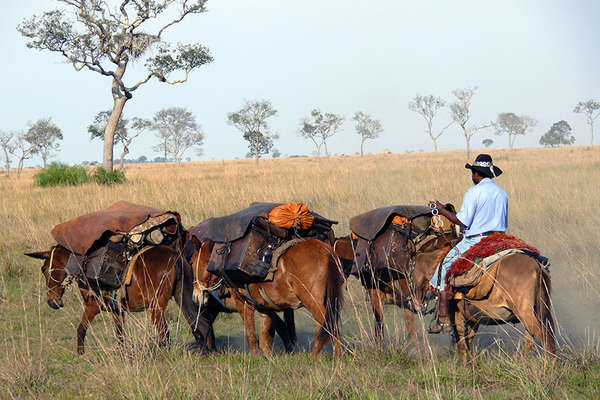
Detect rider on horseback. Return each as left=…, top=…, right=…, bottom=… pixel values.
left=429, top=154, right=508, bottom=333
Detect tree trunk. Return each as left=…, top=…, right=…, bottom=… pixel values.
left=42, top=152, right=48, bottom=168
left=103, top=97, right=127, bottom=171
left=119, top=149, right=127, bottom=170
left=465, top=134, right=471, bottom=160
left=17, top=157, right=25, bottom=178
left=255, top=153, right=259, bottom=167
left=323, top=140, right=329, bottom=158
left=432, top=138, right=439, bottom=152
left=360, top=138, right=365, bottom=157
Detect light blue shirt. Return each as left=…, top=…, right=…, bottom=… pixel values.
left=455, top=178, right=508, bottom=236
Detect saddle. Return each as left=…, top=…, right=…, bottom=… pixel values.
left=348, top=205, right=437, bottom=282
left=196, top=202, right=337, bottom=284
left=445, top=233, right=548, bottom=300
left=58, top=201, right=183, bottom=291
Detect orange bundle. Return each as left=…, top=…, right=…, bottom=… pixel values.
left=392, top=215, right=409, bottom=226
left=268, top=202, right=314, bottom=230
left=351, top=232, right=358, bottom=240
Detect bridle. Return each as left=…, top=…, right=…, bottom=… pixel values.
left=42, top=246, right=73, bottom=290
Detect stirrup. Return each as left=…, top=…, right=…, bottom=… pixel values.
left=428, top=319, right=452, bottom=334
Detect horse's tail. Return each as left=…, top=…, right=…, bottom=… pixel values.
left=321, top=246, right=345, bottom=350
left=535, top=266, right=556, bottom=355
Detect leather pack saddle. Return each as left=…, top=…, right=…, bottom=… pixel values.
left=349, top=205, right=432, bottom=283
left=192, top=202, right=337, bottom=285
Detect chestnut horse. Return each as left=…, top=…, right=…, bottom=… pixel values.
left=411, top=248, right=556, bottom=363
left=336, top=231, right=557, bottom=362
left=334, top=230, right=458, bottom=351
left=26, top=244, right=210, bottom=354
left=189, top=237, right=344, bottom=357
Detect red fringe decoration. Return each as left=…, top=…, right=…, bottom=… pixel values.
left=444, top=233, right=539, bottom=284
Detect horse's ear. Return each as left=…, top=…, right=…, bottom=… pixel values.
left=24, top=251, right=50, bottom=260
left=445, top=203, right=456, bottom=213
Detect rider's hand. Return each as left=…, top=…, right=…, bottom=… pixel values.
left=433, top=200, right=445, bottom=211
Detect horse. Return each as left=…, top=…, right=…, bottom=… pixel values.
left=411, top=246, right=556, bottom=363
left=25, top=244, right=211, bottom=354
left=188, top=236, right=344, bottom=357
left=336, top=219, right=556, bottom=363
left=334, top=228, right=458, bottom=351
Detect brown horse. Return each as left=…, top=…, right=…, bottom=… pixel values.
left=189, top=237, right=344, bottom=357
left=334, top=230, right=458, bottom=351
left=336, top=227, right=556, bottom=362
left=26, top=244, right=210, bottom=354
left=411, top=248, right=556, bottom=363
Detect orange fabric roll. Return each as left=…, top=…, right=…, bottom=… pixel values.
left=268, top=202, right=314, bottom=230
left=391, top=215, right=409, bottom=226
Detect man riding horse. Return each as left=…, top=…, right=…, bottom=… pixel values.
left=429, top=154, right=508, bottom=333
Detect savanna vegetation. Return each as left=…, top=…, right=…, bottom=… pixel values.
left=1, top=146, right=599, bottom=399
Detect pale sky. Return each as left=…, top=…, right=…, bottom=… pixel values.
left=2, top=1, right=600, bottom=166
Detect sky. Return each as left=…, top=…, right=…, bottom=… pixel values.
left=2, top=0, right=600, bottom=166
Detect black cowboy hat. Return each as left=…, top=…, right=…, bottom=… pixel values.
left=465, top=154, right=503, bottom=178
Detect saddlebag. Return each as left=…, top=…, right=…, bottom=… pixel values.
left=206, top=227, right=271, bottom=283
left=65, top=242, right=127, bottom=290
left=354, top=226, right=410, bottom=282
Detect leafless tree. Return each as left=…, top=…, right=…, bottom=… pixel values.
left=228, top=100, right=278, bottom=166
left=0, top=131, right=16, bottom=178
left=450, top=87, right=491, bottom=159
left=151, top=108, right=204, bottom=166
left=19, top=1, right=213, bottom=171
left=408, top=95, right=453, bottom=152
left=353, top=111, right=383, bottom=157
left=573, top=99, right=600, bottom=146
left=494, top=113, right=537, bottom=150
left=298, top=108, right=343, bottom=159
left=25, top=118, right=63, bottom=168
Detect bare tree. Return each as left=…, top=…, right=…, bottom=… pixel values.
left=88, top=110, right=148, bottom=169
left=25, top=118, right=63, bottom=168
left=15, top=132, right=37, bottom=178
left=573, top=99, right=600, bottom=146
left=228, top=100, right=278, bottom=166
left=408, top=95, right=453, bottom=152
left=0, top=131, right=15, bottom=178
left=353, top=111, right=383, bottom=157
left=494, top=112, right=537, bottom=150
left=19, top=1, right=213, bottom=171
left=450, top=87, right=491, bottom=159
left=298, top=108, right=343, bottom=159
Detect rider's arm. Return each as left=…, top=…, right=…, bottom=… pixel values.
left=434, top=200, right=467, bottom=228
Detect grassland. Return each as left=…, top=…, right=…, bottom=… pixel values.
left=1, top=147, right=599, bottom=399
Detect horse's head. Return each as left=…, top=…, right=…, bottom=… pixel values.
left=186, top=236, right=218, bottom=307
left=25, top=246, right=70, bottom=310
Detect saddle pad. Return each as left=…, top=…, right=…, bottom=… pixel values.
left=264, top=238, right=306, bottom=281
left=349, top=205, right=431, bottom=241
left=445, top=233, right=539, bottom=285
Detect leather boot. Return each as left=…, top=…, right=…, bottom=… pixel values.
left=428, top=291, right=452, bottom=334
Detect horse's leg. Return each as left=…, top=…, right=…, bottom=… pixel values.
left=111, top=312, right=125, bottom=345
left=77, top=301, right=101, bottom=355
left=259, top=313, right=275, bottom=356
left=234, top=299, right=259, bottom=355
left=368, top=288, right=385, bottom=343
left=284, top=309, right=297, bottom=351
left=520, top=329, right=535, bottom=356
left=453, top=307, right=470, bottom=364
left=401, top=308, right=421, bottom=352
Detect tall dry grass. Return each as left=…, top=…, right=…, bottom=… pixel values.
left=1, top=146, right=599, bottom=398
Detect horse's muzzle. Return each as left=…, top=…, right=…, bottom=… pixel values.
left=48, top=299, right=64, bottom=310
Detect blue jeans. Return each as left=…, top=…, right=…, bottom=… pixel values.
left=429, top=235, right=484, bottom=291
